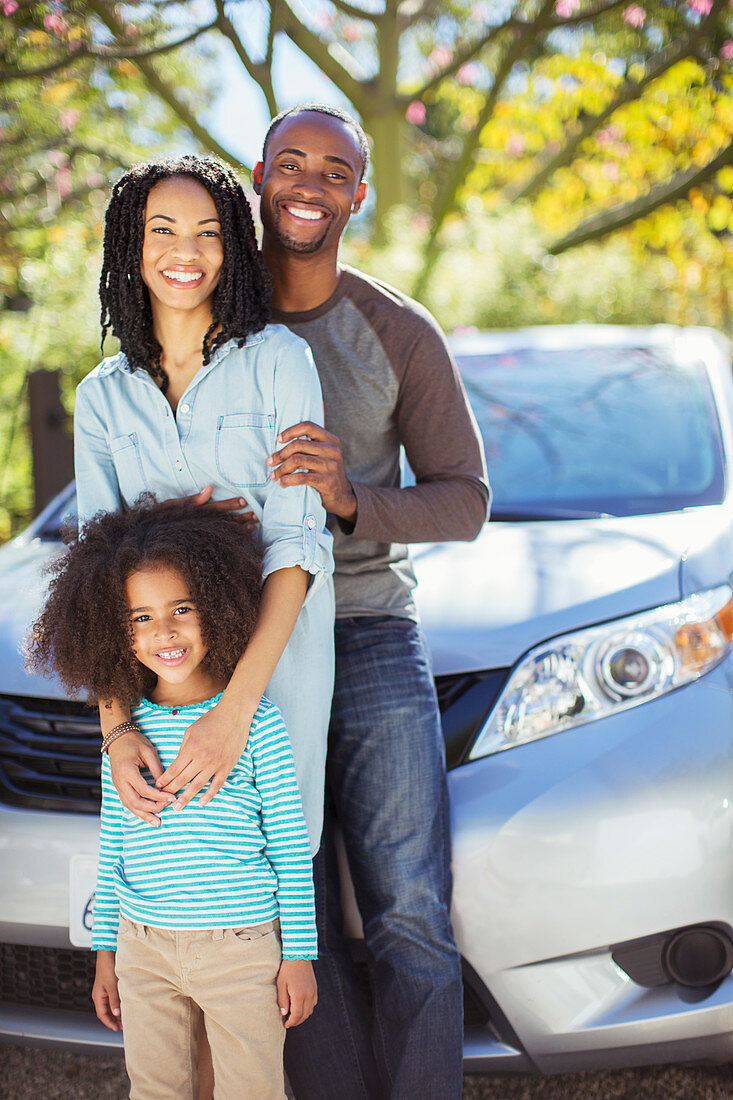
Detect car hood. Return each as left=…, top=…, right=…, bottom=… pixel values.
left=1, top=507, right=732, bottom=692
left=414, top=507, right=733, bottom=675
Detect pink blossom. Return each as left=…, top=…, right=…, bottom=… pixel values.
left=48, top=149, right=67, bottom=168
left=506, top=133, right=526, bottom=157
left=405, top=101, right=426, bottom=125
left=456, top=63, right=480, bottom=85
left=623, top=5, right=646, bottom=27
left=44, top=13, right=67, bottom=35
left=555, top=0, right=580, bottom=17
left=602, top=160, right=620, bottom=181
left=429, top=46, right=453, bottom=70
left=1, top=1, right=18, bottom=16
left=342, top=22, right=362, bottom=44
left=56, top=166, right=72, bottom=201
left=720, top=39, right=733, bottom=60
left=686, top=0, right=712, bottom=13
left=59, top=108, right=80, bottom=133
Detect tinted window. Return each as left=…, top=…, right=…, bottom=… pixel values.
left=458, top=346, right=725, bottom=518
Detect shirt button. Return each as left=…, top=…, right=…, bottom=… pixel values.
left=176, top=461, right=183, bottom=471
left=179, top=403, right=190, bottom=414
left=307, top=517, right=316, bottom=529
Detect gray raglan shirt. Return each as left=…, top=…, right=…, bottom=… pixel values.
left=272, top=266, right=490, bottom=620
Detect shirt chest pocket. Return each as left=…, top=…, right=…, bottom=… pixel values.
left=110, top=433, right=148, bottom=502
left=215, top=413, right=274, bottom=489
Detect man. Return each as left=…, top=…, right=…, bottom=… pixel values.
left=253, top=104, right=489, bottom=1099
left=107, top=104, right=489, bottom=1098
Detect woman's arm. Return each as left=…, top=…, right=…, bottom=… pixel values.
left=155, top=564, right=309, bottom=807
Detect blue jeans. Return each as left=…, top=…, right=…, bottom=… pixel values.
left=284, top=616, right=463, bottom=1099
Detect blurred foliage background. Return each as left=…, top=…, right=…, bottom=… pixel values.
left=1, top=0, right=732, bottom=538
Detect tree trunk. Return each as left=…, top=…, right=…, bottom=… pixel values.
left=363, top=106, right=407, bottom=235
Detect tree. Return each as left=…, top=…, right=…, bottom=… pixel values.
left=3, top=1, right=731, bottom=252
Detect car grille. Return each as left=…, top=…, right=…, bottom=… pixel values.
left=0, top=942, right=95, bottom=1014
left=0, top=694, right=101, bottom=813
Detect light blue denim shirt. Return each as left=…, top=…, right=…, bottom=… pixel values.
left=74, top=324, right=335, bottom=853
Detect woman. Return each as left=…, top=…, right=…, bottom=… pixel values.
left=74, top=154, right=334, bottom=854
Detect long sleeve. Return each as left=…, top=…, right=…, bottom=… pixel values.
left=91, top=755, right=124, bottom=951
left=347, top=316, right=490, bottom=543
left=349, top=321, right=490, bottom=544
left=73, top=378, right=124, bottom=529
left=260, top=340, right=334, bottom=600
left=250, top=704, right=317, bottom=960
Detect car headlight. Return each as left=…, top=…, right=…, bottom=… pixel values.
left=469, top=585, right=733, bottom=760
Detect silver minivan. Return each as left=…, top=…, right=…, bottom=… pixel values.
left=2, top=325, right=733, bottom=1072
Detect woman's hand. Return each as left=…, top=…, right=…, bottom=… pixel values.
left=155, top=696, right=256, bottom=810
left=277, top=960, right=318, bottom=1028
left=108, top=730, right=173, bottom=826
left=92, top=951, right=122, bottom=1031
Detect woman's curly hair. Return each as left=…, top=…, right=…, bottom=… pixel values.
left=99, top=154, right=271, bottom=394
left=27, top=500, right=263, bottom=708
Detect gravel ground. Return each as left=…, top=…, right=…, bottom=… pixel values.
left=1, top=1046, right=732, bottom=1099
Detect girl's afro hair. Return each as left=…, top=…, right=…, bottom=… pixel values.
left=27, top=498, right=264, bottom=708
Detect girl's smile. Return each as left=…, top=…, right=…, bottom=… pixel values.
left=125, top=564, right=225, bottom=706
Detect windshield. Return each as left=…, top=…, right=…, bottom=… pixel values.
left=458, top=345, right=726, bottom=519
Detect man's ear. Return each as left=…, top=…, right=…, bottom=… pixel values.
left=351, top=180, right=367, bottom=214
left=252, top=162, right=264, bottom=195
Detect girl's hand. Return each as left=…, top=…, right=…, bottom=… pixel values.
left=92, top=951, right=122, bottom=1031
left=108, top=729, right=173, bottom=826
left=155, top=697, right=255, bottom=809
left=276, top=959, right=318, bottom=1028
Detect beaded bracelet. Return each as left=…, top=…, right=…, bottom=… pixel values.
left=101, top=721, right=142, bottom=754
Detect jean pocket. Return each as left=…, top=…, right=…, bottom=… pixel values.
left=110, top=433, right=148, bottom=502
left=215, top=413, right=274, bottom=489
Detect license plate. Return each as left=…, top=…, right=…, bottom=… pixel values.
left=69, top=854, right=98, bottom=947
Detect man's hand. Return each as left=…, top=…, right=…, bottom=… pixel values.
left=177, top=484, right=258, bottom=531
left=277, top=959, right=318, bottom=1028
left=108, top=730, right=173, bottom=827
left=155, top=698, right=255, bottom=810
left=267, top=422, right=357, bottom=523
left=92, top=951, right=122, bottom=1031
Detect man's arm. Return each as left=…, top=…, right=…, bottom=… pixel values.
left=269, top=323, right=489, bottom=543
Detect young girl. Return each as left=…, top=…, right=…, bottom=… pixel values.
left=28, top=500, right=316, bottom=1100
left=74, top=154, right=334, bottom=852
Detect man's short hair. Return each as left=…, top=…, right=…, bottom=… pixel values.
left=262, top=103, right=370, bottom=181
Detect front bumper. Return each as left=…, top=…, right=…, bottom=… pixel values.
left=452, top=669, right=733, bottom=1072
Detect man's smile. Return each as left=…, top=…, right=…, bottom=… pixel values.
left=280, top=201, right=330, bottom=223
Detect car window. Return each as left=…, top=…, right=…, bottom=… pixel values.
left=458, top=346, right=726, bottom=518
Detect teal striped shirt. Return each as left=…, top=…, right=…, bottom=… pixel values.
left=92, top=694, right=317, bottom=960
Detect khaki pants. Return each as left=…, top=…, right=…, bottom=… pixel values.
left=115, top=916, right=285, bottom=1100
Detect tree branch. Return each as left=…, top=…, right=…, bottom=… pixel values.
left=503, top=0, right=727, bottom=204
left=417, top=0, right=557, bottom=275
left=86, top=0, right=243, bottom=169
left=214, top=0, right=277, bottom=116
left=277, top=0, right=366, bottom=109
left=410, top=23, right=509, bottom=100
left=549, top=139, right=733, bottom=254
left=1, top=20, right=218, bottom=83
left=330, top=0, right=379, bottom=22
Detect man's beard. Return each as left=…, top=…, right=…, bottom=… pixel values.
left=270, top=207, right=331, bottom=254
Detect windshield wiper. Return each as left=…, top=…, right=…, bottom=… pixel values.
left=490, top=506, right=611, bottom=521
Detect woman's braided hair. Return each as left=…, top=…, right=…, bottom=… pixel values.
left=99, top=155, right=271, bottom=393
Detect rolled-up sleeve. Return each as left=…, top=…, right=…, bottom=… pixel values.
left=74, top=379, right=123, bottom=530
left=260, top=342, right=334, bottom=599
